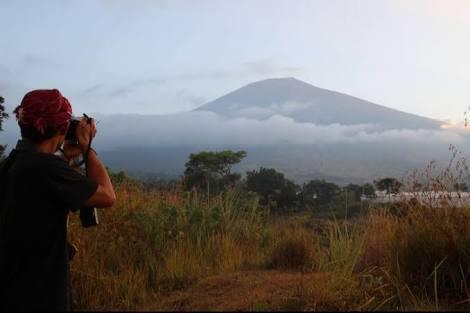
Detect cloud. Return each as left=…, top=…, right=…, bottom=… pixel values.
left=20, top=54, right=60, bottom=69
left=0, top=64, right=11, bottom=76
left=0, top=65, right=16, bottom=91
left=161, top=59, right=304, bottom=83
left=175, top=90, right=207, bottom=107
left=129, top=78, right=167, bottom=88
left=76, top=78, right=167, bottom=100
left=241, top=60, right=303, bottom=77
left=79, top=84, right=103, bottom=96
left=91, top=110, right=466, bottom=150
left=232, top=102, right=312, bottom=119
left=109, top=87, right=134, bottom=97
left=70, top=59, right=300, bottom=108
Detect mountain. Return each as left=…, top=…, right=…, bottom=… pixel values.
left=2, top=78, right=462, bottom=184
left=197, top=77, right=442, bottom=130
left=92, top=78, right=459, bottom=184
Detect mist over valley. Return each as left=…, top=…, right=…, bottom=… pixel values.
left=3, top=78, right=467, bottom=184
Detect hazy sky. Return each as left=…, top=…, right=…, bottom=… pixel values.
left=1, top=0, right=470, bottom=123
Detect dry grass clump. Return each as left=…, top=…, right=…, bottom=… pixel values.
left=359, top=205, right=470, bottom=311
left=391, top=206, right=470, bottom=306
left=391, top=149, right=470, bottom=309
left=358, top=150, right=470, bottom=310
left=69, top=150, right=470, bottom=311
left=360, top=208, right=398, bottom=269
left=319, top=220, right=365, bottom=277
left=267, top=227, right=319, bottom=271
left=69, top=180, right=266, bottom=310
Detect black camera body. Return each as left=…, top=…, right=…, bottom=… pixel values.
left=80, top=207, right=99, bottom=228
left=65, top=117, right=80, bottom=142
left=66, top=114, right=93, bottom=142
left=65, top=114, right=99, bottom=228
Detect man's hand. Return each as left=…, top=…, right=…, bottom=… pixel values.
left=76, top=117, right=97, bottom=153
left=62, top=142, right=82, bottom=161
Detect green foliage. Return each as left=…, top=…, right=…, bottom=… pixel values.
left=0, top=96, right=7, bottom=131
left=343, top=184, right=363, bottom=202
left=362, top=183, right=376, bottom=197
left=0, top=96, right=9, bottom=160
left=109, top=170, right=141, bottom=186
left=300, top=179, right=340, bottom=211
left=183, top=150, right=247, bottom=193
left=245, top=167, right=299, bottom=214
left=330, top=184, right=376, bottom=218
left=374, top=177, right=402, bottom=194
left=320, top=221, right=364, bottom=276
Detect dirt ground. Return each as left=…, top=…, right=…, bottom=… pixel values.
left=153, top=271, right=344, bottom=312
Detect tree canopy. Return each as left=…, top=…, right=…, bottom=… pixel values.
left=184, top=150, right=246, bottom=192
left=300, top=179, right=340, bottom=209
left=245, top=167, right=298, bottom=213
left=374, top=177, right=402, bottom=194
left=343, top=183, right=376, bottom=201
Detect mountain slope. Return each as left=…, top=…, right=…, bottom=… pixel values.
left=1, top=78, right=458, bottom=184
left=197, top=77, right=442, bottom=130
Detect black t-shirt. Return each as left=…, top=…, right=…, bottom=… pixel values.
left=0, top=140, right=98, bottom=312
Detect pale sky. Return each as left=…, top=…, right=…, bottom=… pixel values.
left=1, top=0, right=470, bottom=123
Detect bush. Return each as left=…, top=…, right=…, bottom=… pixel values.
left=391, top=205, right=470, bottom=301
left=320, top=221, right=364, bottom=276
left=246, top=167, right=299, bottom=214
left=267, top=227, right=318, bottom=270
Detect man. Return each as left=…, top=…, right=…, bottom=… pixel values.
left=0, top=89, right=116, bottom=311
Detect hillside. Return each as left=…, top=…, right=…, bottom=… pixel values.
left=197, top=77, right=442, bottom=130
left=2, top=78, right=461, bottom=184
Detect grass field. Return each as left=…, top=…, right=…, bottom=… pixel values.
left=69, top=172, right=470, bottom=311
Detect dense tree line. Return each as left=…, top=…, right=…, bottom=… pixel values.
left=182, top=150, right=403, bottom=215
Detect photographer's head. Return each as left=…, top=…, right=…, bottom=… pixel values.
left=14, top=89, right=72, bottom=151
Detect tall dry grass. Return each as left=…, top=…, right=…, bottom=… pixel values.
left=69, top=150, right=470, bottom=311
left=69, top=181, right=266, bottom=310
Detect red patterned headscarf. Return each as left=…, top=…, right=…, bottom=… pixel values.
left=15, top=89, right=72, bottom=135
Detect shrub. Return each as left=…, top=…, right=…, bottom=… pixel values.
left=360, top=209, right=397, bottom=269
left=320, top=220, right=364, bottom=276
left=246, top=167, right=299, bottom=213
left=267, top=227, right=318, bottom=270
left=391, top=205, right=470, bottom=302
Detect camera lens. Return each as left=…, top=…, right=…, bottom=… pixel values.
left=65, top=119, right=79, bottom=141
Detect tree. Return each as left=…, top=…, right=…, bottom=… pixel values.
left=0, top=96, right=9, bottom=160
left=343, top=184, right=363, bottom=202
left=343, top=183, right=376, bottom=201
left=245, top=167, right=299, bottom=213
left=362, top=183, right=376, bottom=198
left=183, top=150, right=247, bottom=192
left=300, top=179, right=340, bottom=209
left=374, top=177, right=402, bottom=194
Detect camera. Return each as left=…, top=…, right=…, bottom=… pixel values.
left=79, top=207, right=99, bottom=228
left=64, top=113, right=99, bottom=228
left=65, top=114, right=92, bottom=142
left=65, top=117, right=80, bottom=142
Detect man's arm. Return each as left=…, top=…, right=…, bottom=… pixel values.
left=84, top=150, right=116, bottom=208
left=74, top=117, right=116, bottom=208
